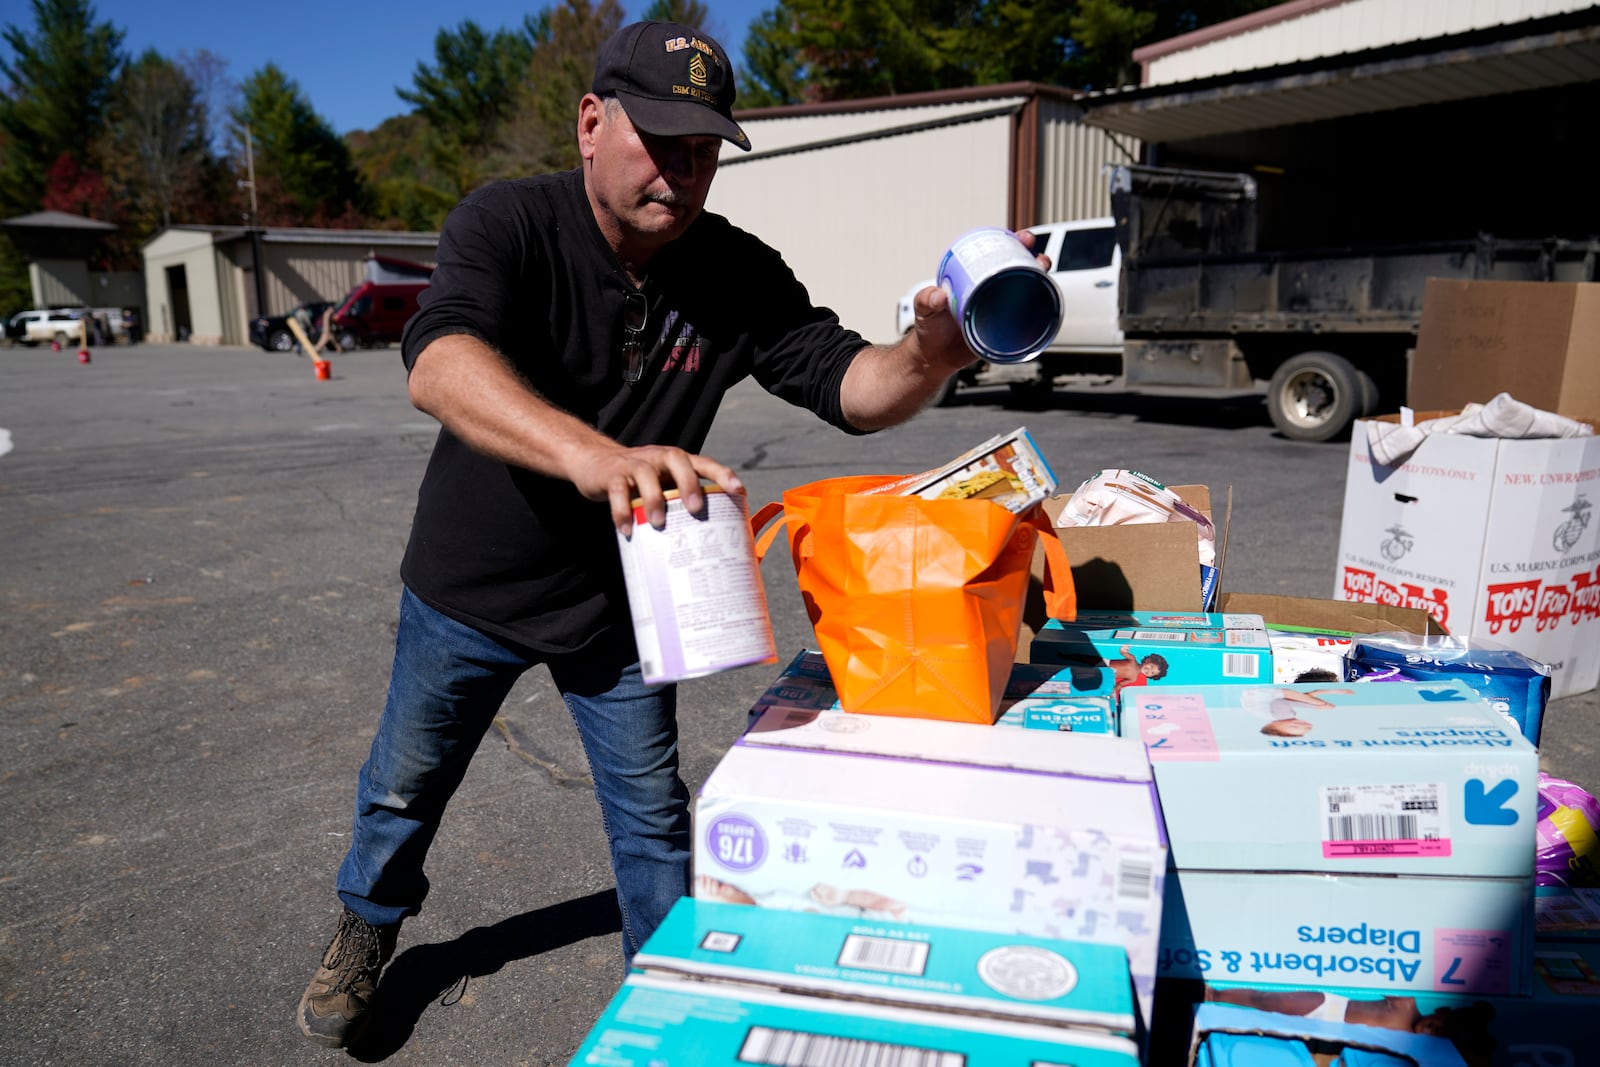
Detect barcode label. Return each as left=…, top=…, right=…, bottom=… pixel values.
left=1128, top=630, right=1187, bottom=642
left=1327, top=813, right=1422, bottom=841
left=837, top=934, right=930, bottom=976
left=1222, top=652, right=1260, bottom=677
left=1321, top=782, right=1450, bottom=858
left=739, top=1026, right=965, bottom=1067
left=1118, top=858, right=1153, bottom=900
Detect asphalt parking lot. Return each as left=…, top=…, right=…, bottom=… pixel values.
left=2, top=341, right=1593, bottom=1065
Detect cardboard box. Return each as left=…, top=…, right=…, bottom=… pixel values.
left=1029, top=611, right=1273, bottom=692
left=1214, top=593, right=1447, bottom=683
left=1117, top=680, right=1539, bottom=877
left=635, top=897, right=1139, bottom=1038
left=694, top=721, right=1168, bottom=1023
left=572, top=974, right=1145, bottom=1066
left=1408, top=279, right=1600, bottom=415
left=1186, top=1001, right=1468, bottom=1066
left=1158, top=868, right=1534, bottom=997
left=1335, top=413, right=1600, bottom=698
left=1190, top=939, right=1600, bottom=1067
left=1018, top=484, right=1232, bottom=659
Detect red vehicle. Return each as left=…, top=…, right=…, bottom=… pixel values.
left=330, top=255, right=433, bottom=349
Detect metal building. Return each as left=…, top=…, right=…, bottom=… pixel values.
left=713, top=84, right=1139, bottom=343
left=1078, top=0, right=1600, bottom=250
left=141, top=225, right=438, bottom=345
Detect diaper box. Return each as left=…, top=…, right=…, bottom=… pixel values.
left=994, top=693, right=1117, bottom=733
left=570, top=974, right=1144, bottom=1066
left=695, top=722, right=1168, bottom=1023
left=1158, top=868, right=1534, bottom=997
left=1029, top=611, right=1273, bottom=692
left=1186, top=1002, right=1468, bottom=1067
left=750, top=653, right=1115, bottom=733
left=635, top=897, right=1137, bottom=1038
left=1192, top=939, right=1600, bottom=1067
left=1117, top=680, right=1538, bottom=877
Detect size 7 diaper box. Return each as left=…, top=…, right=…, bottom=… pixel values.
left=635, top=897, right=1137, bottom=1038
left=697, top=711, right=1168, bottom=1024
left=1157, top=868, right=1533, bottom=997
left=1029, top=611, right=1273, bottom=695
left=1117, top=679, right=1538, bottom=877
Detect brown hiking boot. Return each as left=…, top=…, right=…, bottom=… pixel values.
left=296, top=907, right=399, bottom=1047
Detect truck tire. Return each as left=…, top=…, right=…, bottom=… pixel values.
left=267, top=328, right=293, bottom=352
left=1266, top=351, right=1377, bottom=442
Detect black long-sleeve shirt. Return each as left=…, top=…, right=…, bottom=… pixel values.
left=399, top=168, right=869, bottom=653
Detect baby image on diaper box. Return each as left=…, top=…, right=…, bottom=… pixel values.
left=1117, top=679, right=1538, bottom=878
left=1030, top=611, right=1273, bottom=697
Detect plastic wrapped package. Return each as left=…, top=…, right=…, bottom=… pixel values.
left=1056, top=469, right=1218, bottom=607
left=1343, top=632, right=1551, bottom=745
left=1538, top=773, right=1600, bottom=888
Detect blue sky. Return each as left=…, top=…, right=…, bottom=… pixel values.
left=4, top=0, right=772, bottom=136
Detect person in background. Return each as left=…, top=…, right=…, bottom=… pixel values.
left=295, top=19, right=1038, bottom=1050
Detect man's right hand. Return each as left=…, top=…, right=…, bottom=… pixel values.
left=572, top=442, right=744, bottom=537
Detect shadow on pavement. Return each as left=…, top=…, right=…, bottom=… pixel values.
left=348, top=889, right=622, bottom=1061
left=950, top=384, right=1272, bottom=431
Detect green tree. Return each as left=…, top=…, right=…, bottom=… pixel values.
left=0, top=0, right=124, bottom=313
left=0, top=0, right=124, bottom=210
left=398, top=20, right=534, bottom=197
left=101, top=49, right=223, bottom=234
left=349, top=113, right=458, bottom=230
left=736, top=0, right=1280, bottom=103
left=640, top=0, right=712, bottom=28
left=490, top=0, right=625, bottom=178
left=232, top=63, right=370, bottom=226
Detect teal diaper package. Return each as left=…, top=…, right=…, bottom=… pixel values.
left=635, top=897, right=1136, bottom=1037
left=1189, top=1002, right=1467, bottom=1066
left=1118, top=679, right=1538, bottom=878
left=570, top=974, right=1144, bottom=1066
left=1030, top=611, right=1273, bottom=696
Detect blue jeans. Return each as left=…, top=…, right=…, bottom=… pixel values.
left=336, top=588, right=689, bottom=962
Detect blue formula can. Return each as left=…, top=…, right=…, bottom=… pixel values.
left=937, top=228, right=1063, bottom=364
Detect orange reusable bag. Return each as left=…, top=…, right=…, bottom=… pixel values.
left=752, top=474, right=1075, bottom=724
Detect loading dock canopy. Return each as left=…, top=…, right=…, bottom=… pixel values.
left=1081, top=9, right=1600, bottom=143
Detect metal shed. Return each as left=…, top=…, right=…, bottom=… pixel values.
left=714, top=85, right=1138, bottom=343
left=1079, top=0, right=1600, bottom=249
left=141, top=225, right=438, bottom=345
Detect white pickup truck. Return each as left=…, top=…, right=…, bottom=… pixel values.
left=896, top=217, right=1123, bottom=405
left=7, top=308, right=87, bottom=346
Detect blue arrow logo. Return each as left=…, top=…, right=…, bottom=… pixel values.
left=1465, top=778, right=1519, bottom=825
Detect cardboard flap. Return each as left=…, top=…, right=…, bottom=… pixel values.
left=1217, top=592, right=1446, bottom=637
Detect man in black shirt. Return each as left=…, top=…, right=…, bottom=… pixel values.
left=297, top=20, right=1010, bottom=1048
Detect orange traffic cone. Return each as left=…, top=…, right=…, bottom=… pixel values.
left=78, top=348, right=91, bottom=363
left=50, top=340, right=61, bottom=351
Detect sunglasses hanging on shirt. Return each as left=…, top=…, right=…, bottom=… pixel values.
left=621, top=289, right=649, bottom=384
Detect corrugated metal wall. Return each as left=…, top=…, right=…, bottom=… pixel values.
left=256, top=240, right=440, bottom=318
left=710, top=114, right=1015, bottom=343
left=1146, top=0, right=1593, bottom=85
left=1033, top=99, right=1142, bottom=224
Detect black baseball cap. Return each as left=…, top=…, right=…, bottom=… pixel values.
left=592, top=21, right=751, bottom=151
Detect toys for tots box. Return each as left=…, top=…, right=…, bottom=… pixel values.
left=1335, top=278, right=1600, bottom=699
left=1335, top=416, right=1600, bottom=698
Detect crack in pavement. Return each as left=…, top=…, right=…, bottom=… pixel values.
left=491, top=717, right=592, bottom=788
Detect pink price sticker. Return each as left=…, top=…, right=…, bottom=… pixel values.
left=1134, top=694, right=1219, bottom=761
